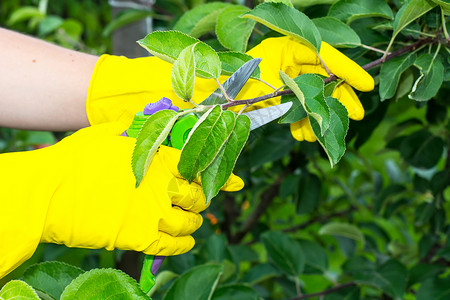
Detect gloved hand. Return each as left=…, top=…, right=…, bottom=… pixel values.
left=0, top=122, right=243, bottom=278
left=86, top=37, right=373, bottom=141
left=243, top=37, right=374, bottom=142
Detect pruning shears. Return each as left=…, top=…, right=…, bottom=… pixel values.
left=122, top=59, right=292, bottom=294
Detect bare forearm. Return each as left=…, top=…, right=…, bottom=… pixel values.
left=0, top=28, right=98, bottom=131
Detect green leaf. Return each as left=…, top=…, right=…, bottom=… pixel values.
left=279, top=72, right=330, bottom=133
left=7, top=6, right=44, bottom=26
left=295, top=172, right=321, bottom=215
left=178, top=106, right=235, bottom=183
left=164, top=264, right=223, bottom=300
left=148, top=271, right=178, bottom=297
left=22, top=261, right=84, bottom=300
left=417, top=276, right=450, bottom=300
left=393, top=0, right=437, bottom=38
left=201, top=113, right=250, bottom=203
left=278, top=93, right=307, bottom=124
left=261, top=231, right=305, bottom=277
left=241, top=263, right=280, bottom=285
left=243, top=2, right=322, bottom=52
left=391, top=129, right=445, bottom=169
left=132, top=110, right=179, bottom=187
left=60, top=269, right=149, bottom=299
left=312, top=17, right=361, bottom=47
left=217, top=52, right=260, bottom=78
left=216, top=6, right=256, bottom=52
left=0, top=280, right=40, bottom=300
left=432, top=0, right=450, bottom=14
left=265, top=0, right=294, bottom=7
left=38, top=16, right=64, bottom=36
left=211, top=284, right=259, bottom=300
left=172, top=43, right=197, bottom=102
left=103, top=9, right=155, bottom=37
left=328, top=0, right=393, bottom=24
left=138, top=31, right=221, bottom=79
left=173, top=2, right=231, bottom=38
left=310, top=97, right=348, bottom=166
left=379, top=52, right=416, bottom=101
left=298, top=239, right=329, bottom=273
left=409, top=54, right=444, bottom=101
left=319, top=222, right=365, bottom=245
left=353, top=260, right=407, bottom=300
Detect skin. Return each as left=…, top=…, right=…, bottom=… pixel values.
left=0, top=28, right=98, bottom=131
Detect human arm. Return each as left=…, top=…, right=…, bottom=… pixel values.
left=0, top=27, right=97, bottom=131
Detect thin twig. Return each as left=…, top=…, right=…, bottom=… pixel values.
left=288, top=282, right=357, bottom=300
left=221, top=36, right=436, bottom=110
left=360, top=44, right=388, bottom=55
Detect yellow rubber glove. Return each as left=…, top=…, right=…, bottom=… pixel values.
left=86, top=37, right=373, bottom=141
left=243, top=37, right=375, bottom=142
left=0, top=122, right=243, bottom=278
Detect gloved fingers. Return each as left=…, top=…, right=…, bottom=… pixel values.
left=159, top=206, right=203, bottom=237
left=144, top=233, right=196, bottom=256
left=290, top=118, right=317, bottom=142
left=221, top=173, right=244, bottom=192
left=169, top=177, right=208, bottom=213
left=319, top=42, right=374, bottom=92
left=332, top=83, right=365, bottom=121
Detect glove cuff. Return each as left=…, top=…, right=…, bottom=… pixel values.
left=0, top=148, right=59, bottom=278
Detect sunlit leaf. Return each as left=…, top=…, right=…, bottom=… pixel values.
left=60, top=269, right=149, bottom=299
left=218, top=52, right=260, bottom=78
left=243, top=2, right=322, bottom=52
left=216, top=5, right=256, bottom=52
left=132, top=110, right=179, bottom=187
left=393, top=0, right=437, bottom=38
left=171, top=43, right=197, bottom=102
left=0, top=280, right=40, bottom=300
left=138, top=31, right=221, bottom=79
left=319, top=222, right=365, bottom=245
left=201, top=113, right=250, bottom=202
left=312, top=17, right=361, bottom=47
left=178, top=106, right=235, bottom=183
left=173, top=2, right=231, bottom=38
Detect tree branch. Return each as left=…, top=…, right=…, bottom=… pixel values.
left=222, top=37, right=437, bottom=110
left=288, top=282, right=357, bottom=300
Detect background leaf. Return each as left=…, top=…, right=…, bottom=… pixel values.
left=173, top=2, right=231, bottom=38
left=393, top=0, right=437, bottom=39
left=409, top=54, right=444, bottom=101
left=22, top=261, right=84, bottom=300
left=0, top=280, right=40, bottom=300
left=164, top=264, right=223, bottom=300
left=261, top=231, right=305, bottom=277
left=312, top=17, right=361, bottom=47
left=138, top=31, right=221, bottom=79
left=217, top=52, right=260, bottom=78
left=171, top=43, right=196, bottom=102
left=178, top=106, right=235, bottom=183
left=416, top=276, right=450, bottom=300
left=328, top=0, right=393, bottom=24
left=319, top=222, right=365, bottom=245
left=243, top=2, right=322, bottom=52
left=211, top=284, right=259, bottom=300
left=201, top=113, right=250, bottom=202
left=132, top=110, right=178, bottom=187
left=216, top=5, right=255, bottom=52
left=60, top=269, right=149, bottom=299
left=379, top=52, right=416, bottom=101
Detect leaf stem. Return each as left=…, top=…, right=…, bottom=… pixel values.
left=360, top=44, right=388, bottom=55
left=442, top=8, right=449, bottom=40
left=215, top=78, right=233, bottom=102
left=317, top=53, right=333, bottom=76
left=256, top=77, right=277, bottom=90
left=221, top=37, right=436, bottom=110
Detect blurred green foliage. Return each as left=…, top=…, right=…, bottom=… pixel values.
left=1, top=0, right=449, bottom=299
